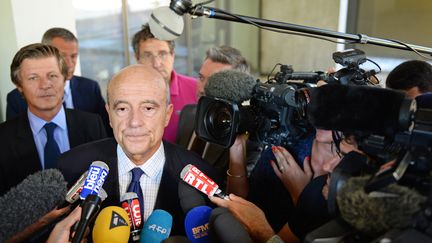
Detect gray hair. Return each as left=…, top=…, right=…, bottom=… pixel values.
left=205, top=46, right=249, bottom=73
left=41, top=27, right=78, bottom=44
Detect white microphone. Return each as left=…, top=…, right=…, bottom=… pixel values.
left=149, top=6, right=185, bottom=40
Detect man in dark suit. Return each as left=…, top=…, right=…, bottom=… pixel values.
left=0, top=44, right=107, bottom=196
left=6, top=27, right=111, bottom=136
left=58, top=64, right=220, bottom=236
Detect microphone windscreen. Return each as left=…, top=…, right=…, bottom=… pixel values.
left=149, top=6, right=184, bottom=41
left=337, top=176, right=426, bottom=236
left=208, top=207, right=252, bottom=243
left=140, top=209, right=173, bottom=243
left=307, top=84, right=408, bottom=136
left=178, top=181, right=206, bottom=214
left=205, top=69, right=256, bottom=103
left=92, top=206, right=131, bottom=243
left=184, top=206, right=212, bottom=242
left=0, top=169, right=67, bottom=241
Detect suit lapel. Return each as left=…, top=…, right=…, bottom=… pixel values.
left=16, top=116, right=42, bottom=172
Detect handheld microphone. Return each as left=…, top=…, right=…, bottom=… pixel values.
left=204, top=69, right=257, bottom=103
left=121, top=192, right=143, bottom=242
left=92, top=206, right=131, bottom=243
left=336, top=175, right=426, bottom=237
left=208, top=207, right=252, bottom=243
left=0, top=169, right=67, bottom=242
left=307, top=84, right=415, bottom=137
left=71, top=161, right=109, bottom=243
left=178, top=180, right=206, bottom=214
left=139, top=209, right=173, bottom=243
left=184, top=206, right=212, bottom=243
left=58, top=170, right=88, bottom=208
left=180, top=164, right=227, bottom=199
left=80, top=161, right=109, bottom=200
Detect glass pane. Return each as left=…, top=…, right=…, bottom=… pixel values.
left=73, top=0, right=126, bottom=97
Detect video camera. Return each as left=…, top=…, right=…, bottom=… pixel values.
left=195, top=49, right=378, bottom=148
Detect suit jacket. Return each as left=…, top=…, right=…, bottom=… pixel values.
left=0, top=109, right=107, bottom=196
left=57, top=138, right=221, bottom=236
left=6, top=75, right=111, bottom=136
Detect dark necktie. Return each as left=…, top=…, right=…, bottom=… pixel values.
left=44, top=122, right=61, bottom=169
left=128, top=168, right=144, bottom=217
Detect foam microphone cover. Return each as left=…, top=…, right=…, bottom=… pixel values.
left=208, top=207, right=252, bottom=243
left=92, top=206, right=131, bottom=243
left=184, top=206, right=212, bottom=242
left=337, top=176, right=426, bottom=236
left=307, top=84, right=407, bottom=137
left=204, top=69, right=257, bottom=103
left=0, top=169, right=67, bottom=241
left=149, top=6, right=184, bottom=41
left=140, top=209, right=173, bottom=243
left=178, top=181, right=206, bottom=214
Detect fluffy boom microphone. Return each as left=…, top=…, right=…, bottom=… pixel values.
left=307, top=84, right=414, bottom=137
left=336, top=175, right=426, bottom=237
left=204, top=69, right=257, bottom=103
left=0, top=169, right=67, bottom=241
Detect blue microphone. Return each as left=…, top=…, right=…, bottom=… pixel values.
left=184, top=206, right=212, bottom=243
left=80, top=161, right=109, bottom=199
left=139, top=209, right=173, bottom=243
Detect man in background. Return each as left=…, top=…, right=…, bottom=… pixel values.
left=6, top=27, right=111, bottom=135
left=132, top=24, right=197, bottom=143
left=0, top=43, right=107, bottom=196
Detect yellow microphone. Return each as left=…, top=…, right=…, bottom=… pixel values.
left=92, top=206, right=131, bottom=243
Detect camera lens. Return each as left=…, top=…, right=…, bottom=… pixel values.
left=205, top=102, right=233, bottom=140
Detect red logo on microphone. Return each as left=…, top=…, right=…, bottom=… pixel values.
left=121, top=198, right=142, bottom=228
left=182, top=165, right=218, bottom=196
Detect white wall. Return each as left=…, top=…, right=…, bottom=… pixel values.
left=0, top=0, right=77, bottom=122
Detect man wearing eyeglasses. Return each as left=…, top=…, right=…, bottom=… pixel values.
left=132, top=24, right=197, bottom=143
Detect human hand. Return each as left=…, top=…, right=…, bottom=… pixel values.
left=46, top=206, right=83, bottom=243
left=229, top=133, right=248, bottom=166
left=210, top=194, right=275, bottom=243
left=270, top=146, right=313, bottom=205
left=6, top=206, right=72, bottom=243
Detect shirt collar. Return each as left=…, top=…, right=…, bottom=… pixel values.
left=117, top=142, right=165, bottom=179
left=28, top=106, right=68, bottom=135
left=170, top=70, right=179, bottom=96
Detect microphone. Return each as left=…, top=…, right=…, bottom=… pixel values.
left=80, top=161, right=109, bottom=200
left=92, top=206, right=131, bottom=243
left=178, top=180, right=206, bottom=214
left=204, top=69, right=257, bottom=103
left=336, top=175, right=426, bottom=237
left=139, top=209, right=173, bottom=243
left=121, top=192, right=143, bottom=242
left=149, top=6, right=184, bottom=41
left=208, top=207, right=252, bottom=243
left=0, top=169, right=67, bottom=242
left=184, top=206, right=212, bottom=243
left=58, top=170, right=88, bottom=208
left=180, top=164, right=228, bottom=199
left=307, top=84, right=415, bottom=137
left=71, top=161, right=109, bottom=243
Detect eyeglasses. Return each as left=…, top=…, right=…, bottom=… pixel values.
left=139, top=51, right=171, bottom=63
